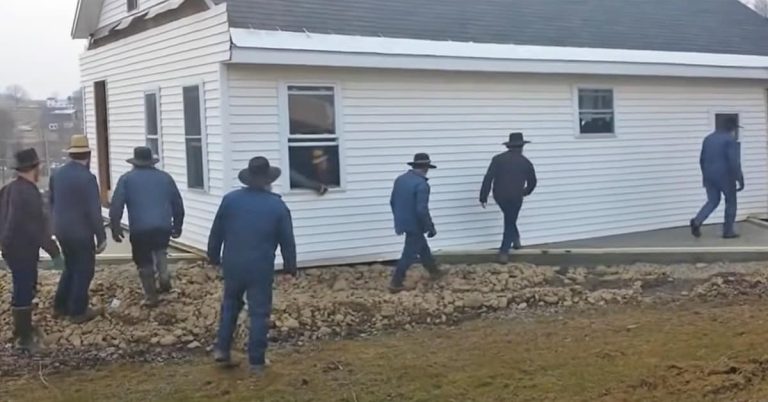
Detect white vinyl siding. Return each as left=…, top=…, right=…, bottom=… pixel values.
left=227, top=65, right=768, bottom=266
left=98, top=0, right=167, bottom=28
left=81, top=4, right=230, bottom=249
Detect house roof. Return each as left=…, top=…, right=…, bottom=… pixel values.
left=226, top=0, right=768, bottom=56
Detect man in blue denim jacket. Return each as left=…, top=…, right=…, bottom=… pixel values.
left=389, top=153, right=444, bottom=293
left=690, top=117, right=744, bottom=239
left=207, top=156, right=297, bottom=375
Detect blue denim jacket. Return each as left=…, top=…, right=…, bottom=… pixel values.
left=700, top=130, right=743, bottom=188
left=50, top=161, right=106, bottom=243
left=390, top=170, right=435, bottom=235
left=109, top=167, right=184, bottom=234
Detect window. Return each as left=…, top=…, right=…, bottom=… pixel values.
left=577, top=88, right=614, bottom=136
left=127, top=0, right=138, bottom=12
left=715, top=113, right=740, bottom=140
left=286, top=85, right=341, bottom=190
left=182, top=85, right=205, bottom=189
left=48, top=123, right=59, bottom=131
left=144, top=91, right=161, bottom=163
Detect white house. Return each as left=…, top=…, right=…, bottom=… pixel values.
left=71, top=0, right=768, bottom=266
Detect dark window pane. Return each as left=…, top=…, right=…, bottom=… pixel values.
left=579, top=112, right=614, bottom=134
left=288, top=92, right=335, bottom=135
left=127, top=0, right=138, bottom=11
left=147, top=138, right=160, bottom=157
left=578, top=89, right=613, bottom=110
left=185, top=138, right=204, bottom=189
left=289, top=145, right=340, bottom=189
left=144, top=93, right=158, bottom=136
left=183, top=86, right=201, bottom=138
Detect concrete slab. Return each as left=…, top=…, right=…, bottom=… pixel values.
left=36, top=236, right=198, bottom=263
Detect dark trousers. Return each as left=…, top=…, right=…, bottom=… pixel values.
left=3, top=250, right=39, bottom=308
left=216, top=273, right=273, bottom=366
left=693, top=183, right=737, bottom=235
left=391, top=232, right=436, bottom=286
left=53, top=238, right=96, bottom=317
left=498, top=197, right=524, bottom=253
left=130, top=229, right=171, bottom=267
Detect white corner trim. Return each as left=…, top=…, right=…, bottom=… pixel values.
left=229, top=28, right=768, bottom=79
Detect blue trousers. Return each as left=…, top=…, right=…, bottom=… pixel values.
left=3, top=249, right=39, bottom=308
left=391, top=232, right=436, bottom=287
left=54, top=238, right=96, bottom=317
left=693, top=183, right=737, bottom=236
left=498, top=198, right=524, bottom=253
left=216, top=273, right=273, bottom=366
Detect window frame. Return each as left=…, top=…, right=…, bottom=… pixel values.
left=278, top=81, right=346, bottom=193
left=181, top=82, right=209, bottom=192
left=126, top=0, right=139, bottom=13
left=143, top=88, right=163, bottom=168
left=573, top=86, right=617, bottom=139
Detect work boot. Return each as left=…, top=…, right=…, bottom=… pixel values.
left=250, top=365, right=266, bottom=376
left=388, top=283, right=406, bottom=294
left=70, top=307, right=103, bottom=324
left=139, top=267, right=160, bottom=308
left=498, top=252, right=509, bottom=264
left=12, top=307, right=40, bottom=354
left=512, top=239, right=523, bottom=250
left=213, top=348, right=240, bottom=369
left=690, top=219, right=702, bottom=238
left=723, top=233, right=741, bottom=239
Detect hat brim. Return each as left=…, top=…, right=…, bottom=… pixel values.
left=408, top=161, right=437, bottom=169
left=503, top=140, right=531, bottom=147
left=238, top=166, right=282, bottom=187
left=67, top=147, right=92, bottom=154
left=13, top=161, right=40, bottom=171
left=127, top=157, right=160, bottom=166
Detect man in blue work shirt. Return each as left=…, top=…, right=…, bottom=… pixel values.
left=110, top=146, right=184, bottom=307
left=50, top=135, right=107, bottom=323
left=207, top=156, right=297, bottom=374
left=389, top=153, right=444, bottom=293
left=690, top=116, right=744, bottom=239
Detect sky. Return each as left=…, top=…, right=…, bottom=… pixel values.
left=0, top=1, right=86, bottom=100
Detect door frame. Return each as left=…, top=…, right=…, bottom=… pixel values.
left=93, top=80, right=111, bottom=207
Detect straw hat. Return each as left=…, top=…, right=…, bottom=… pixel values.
left=66, top=135, right=92, bottom=154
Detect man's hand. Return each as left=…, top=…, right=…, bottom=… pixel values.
left=427, top=228, right=437, bottom=238
left=283, top=265, right=298, bottom=278
left=317, top=185, right=329, bottom=196
left=95, top=240, right=107, bottom=255
left=737, top=179, right=745, bottom=192
left=51, top=255, right=65, bottom=270
left=480, top=201, right=487, bottom=209
left=171, top=229, right=182, bottom=239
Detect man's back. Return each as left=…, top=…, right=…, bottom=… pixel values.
left=480, top=150, right=537, bottom=203
left=110, top=167, right=183, bottom=233
left=208, top=188, right=295, bottom=276
left=390, top=170, right=431, bottom=235
left=700, top=131, right=741, bottom=187
left=50, top=161, right=102, bottom=241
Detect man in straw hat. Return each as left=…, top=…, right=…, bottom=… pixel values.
left=0, top=148, right=63, bottom=352
left=480, top=133, right=538, bottom=263
left=389, top=153, right=444, bottom=293
left=690, top=116, right=744, bottom=239
left=207, top=156, right=297, bottom=374
left=49, top=135, right=107, bottom=323
left=110, top=146, right=184, bottom=307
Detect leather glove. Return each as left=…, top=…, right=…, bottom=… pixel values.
left=112, top=228, right=124, bottom=243
left=427, top=228, right=437, bottom=238
left=95, top=240, right=107, bottom=255
left=51, top=255, right=65, bottom=270
left=171, top=229, right=182, bottom=239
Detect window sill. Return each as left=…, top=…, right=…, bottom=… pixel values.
left=576, top=133, right=617, bottom=140
left=285, top=187, right=346, bottom=196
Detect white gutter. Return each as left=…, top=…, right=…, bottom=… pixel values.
left=229, top=28, right=768, bottom=79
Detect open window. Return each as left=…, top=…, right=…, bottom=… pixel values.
left=182, top=84, right=206, bottom=190
left=285, top=85, right=341, bottom=190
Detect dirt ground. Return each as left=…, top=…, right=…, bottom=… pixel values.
left=6, top=297, right=768, bottom=402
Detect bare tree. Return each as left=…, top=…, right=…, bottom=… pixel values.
left=756, top=0, right=768, bottom=17
left=4, top=85, right=29, bottom=106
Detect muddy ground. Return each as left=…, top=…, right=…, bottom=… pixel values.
left=5, top=261, right=768, bottom=401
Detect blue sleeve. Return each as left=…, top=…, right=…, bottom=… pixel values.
left=726, top=138, right=743, bottom=181
left=169, top=176, right=185, bottom=233
left=88, top=174, right=106, bottom=243
left=109, top=176, right=127, bottom=234
left=416, top=181, right=435, bottom=232
left=480, top=157, right=496, bottom=203
left=207, top=197, right=226, bottom=265
left=525, top=159, right=538, bottom=196
left=278, top=205, right=297, bottom=272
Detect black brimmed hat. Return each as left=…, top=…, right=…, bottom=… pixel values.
left=407, top=153, right=437, bottom=169
left=13, top=148, right=40, bottom=171
left=238, top=156, right=282, bottom=187
left=503, top=132, right=531, bottom=147
left=127, top=146, right=160, bottom=167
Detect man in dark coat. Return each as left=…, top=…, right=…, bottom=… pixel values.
left=110, top=147, right=184, bottom=307
left=0, top=148, right=63, bottom=352
left=50, top=135, right=107, bottom=323
left=389, top=153, right=444, bottom=293
left=207, top=156, right=297, bottom=374
left=480, top=133, right=538, bottom=263
left=690, top=117, right=744, bottom=238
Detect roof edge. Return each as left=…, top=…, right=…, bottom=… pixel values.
left=230, top=28, right=768, bottom=69
left=71, top=0, right=105, bottom=39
